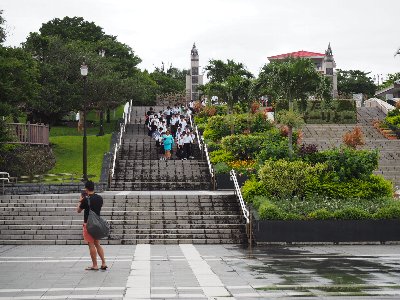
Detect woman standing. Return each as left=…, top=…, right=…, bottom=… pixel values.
left=162, top=130, right=174, bottom=160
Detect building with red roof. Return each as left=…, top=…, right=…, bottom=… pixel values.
left=268, top=44, right=338, bottom=97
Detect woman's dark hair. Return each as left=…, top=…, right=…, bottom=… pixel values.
left=85, top=180, right=95, bottom=191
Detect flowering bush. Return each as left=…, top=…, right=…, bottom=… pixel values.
left=228, top=160, right=256, bottom=175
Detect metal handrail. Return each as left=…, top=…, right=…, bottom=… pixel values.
left=230, top=169, right=250, bottom=224
left=110, top=101, right=132, bottom=179
left=202, top=137, right=214, bottom=178
left=194, top=125, right=202, bottom=152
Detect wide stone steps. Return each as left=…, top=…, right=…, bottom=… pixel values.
left=0, top=192, right=247, bottom=245
left=302, top=107, right=400, bottom=187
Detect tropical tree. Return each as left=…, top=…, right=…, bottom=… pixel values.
left=380, top=72, right=400, bottom=89
left=336, top=69, right=376, bottom=98
left=254, top=57, right=331, bottom=109
left=254, top=57, right=328, bottom=156
left=150, top=63, right=188, bottom=95
left=200, top=59, right=254, bottom=113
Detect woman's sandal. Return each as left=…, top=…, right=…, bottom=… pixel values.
left=100, top=265, right=108, bottom=270
left=85, top=266, right=99, bottom=271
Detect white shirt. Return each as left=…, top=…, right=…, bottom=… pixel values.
left=183, top=135, right=193, bottom=144
left=180, top=120, right=187, bottom=130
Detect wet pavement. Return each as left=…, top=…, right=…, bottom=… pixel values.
left=0, top=244, right=399, bottom=299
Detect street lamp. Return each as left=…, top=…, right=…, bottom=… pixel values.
left=98, top=49, right=105, bottom=136
left=80, top=62, right=88, bottom=182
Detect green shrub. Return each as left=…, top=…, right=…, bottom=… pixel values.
left=251, top=112, right=273, bottom=132
left=241, top=179, right=268, bottom=204
left=259, top=201, right=285, bottom=220
left=307, top=209, right=334, bottom=220
left=214, top=162, right=230, bottom=174
left=258, top=159, right=326, bottom=198
left=373, top=202, right=400, bottom=219
left=336, top=99, right=356, bottom=112
left=333, top=207, right=370, bottom=220
left=306, top=175, right=393, bottom=200
left=206, top=141, right=222, bottom=152
left=221, top=134, right=267, bottom=160
left=256, top=139, right=290, bottom=162
left=0, top=145, right=56, bottom=177
left=209, top=149, right=234, bottom=164
left=203, top=115, right=230, bottom=141
left=309, top=147, right=378, bottom=181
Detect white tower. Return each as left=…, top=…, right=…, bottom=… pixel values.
left=186, top=43, right=203, bottom=103
left=323, top=43, right=338, bottom=97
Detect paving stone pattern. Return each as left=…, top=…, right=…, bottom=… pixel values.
left=302, top=107, right=400, bottom=187
left=0, top=244, right=399, bottom=299
left=0, top=191, right=247, bottom=245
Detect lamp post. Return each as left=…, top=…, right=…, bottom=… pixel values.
left=98, top=49, right=105, bottom=136
left=80, top=62, right=88, bottom=182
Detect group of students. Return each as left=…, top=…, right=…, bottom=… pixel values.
left=145, top=105, right=196, bottom=160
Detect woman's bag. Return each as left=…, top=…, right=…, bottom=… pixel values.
left=86, top=197, right=110, bottom=240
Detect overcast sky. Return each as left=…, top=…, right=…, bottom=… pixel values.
left=2, top=0, right=400, bottom=82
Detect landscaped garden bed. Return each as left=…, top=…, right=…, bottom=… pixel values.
left=194, top=100, right=400, bottom=243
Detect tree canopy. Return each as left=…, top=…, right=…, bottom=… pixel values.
left=200, top=59, right=254, bottom=112
left=336, top=69, right=376, bottom=98
left=254, top=57, right=331, bottom=106
left=22, top=16, right=147, bottom=123
left=0, top=46, right=40, bottom=118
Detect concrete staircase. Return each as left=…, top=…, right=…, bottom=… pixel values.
left=0, top=106, right=247, bottom=245
left=0, top=192, right=247, bottom=245
left=302, top=107, right=400, bottom=187
left=110, top=107, right=211, bottom=191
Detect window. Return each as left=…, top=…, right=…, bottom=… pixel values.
left=192, top=67, right=198, bottom=75
left=192, top=76, right=198, bottom=84
left=326, top=68, right=333, bottom=75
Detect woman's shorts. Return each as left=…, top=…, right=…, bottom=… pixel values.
left=83, top=223, right=95, bottom=243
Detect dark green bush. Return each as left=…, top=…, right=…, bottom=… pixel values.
left=0, top=145, right=56, bottom=177
left=333, top=207, right=370, bottom=220
left=306, top=175, right=393, bottom=200
left=373, top=203, right=400, bottom=219
left=336, top=99, right=356, bottom=112
left=256, top=139, right=290, bottom=162
left=308, top=147, right=379, bottom=181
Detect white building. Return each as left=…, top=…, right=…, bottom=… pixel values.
left=186, top=43, right=204, bottom=103
left=268, top=43, right=338, bottom=98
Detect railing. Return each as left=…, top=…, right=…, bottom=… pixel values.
left=110, top=100, right=132, bottom=180
left=6, top=123, right=49, bottom=145
left=364, top=98, right=395, bottom=115
left=230, top=169, right=250, bottom=224
left=194, top=125, right=203, bottom=152
left=202, top=137, right=214, bottom=180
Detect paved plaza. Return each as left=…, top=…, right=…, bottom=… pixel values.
left=0, top=244, right=399, bottom=299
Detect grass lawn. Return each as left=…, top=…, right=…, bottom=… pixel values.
left=49, top=134, right=112, bottom=182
